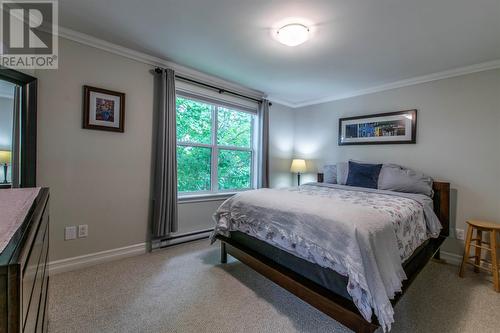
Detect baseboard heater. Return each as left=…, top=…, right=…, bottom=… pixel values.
left=154, top=228, right=214, bottom=249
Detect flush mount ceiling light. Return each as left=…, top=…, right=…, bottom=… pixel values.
left=275, top=23, right=310, bottom=46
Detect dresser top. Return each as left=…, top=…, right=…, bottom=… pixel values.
left=0, top=188, right=41, bottom=253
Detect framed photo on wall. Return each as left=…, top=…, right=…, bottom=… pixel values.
left=338, top=109, right=417, bottom=145
left=83, top=85, right=125, bottom=132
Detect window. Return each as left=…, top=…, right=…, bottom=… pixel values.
left=176, top=95, right=255, bottom=195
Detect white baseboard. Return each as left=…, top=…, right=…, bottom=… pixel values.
left=48, top=243, right=147, bottom=276
left=440, top=251, right=462, bottom=266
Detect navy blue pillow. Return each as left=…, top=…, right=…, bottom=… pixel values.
left=345, top=161, right=383, bottom=189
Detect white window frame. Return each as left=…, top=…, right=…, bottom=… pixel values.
left=176, top=93, right=257, bottom=198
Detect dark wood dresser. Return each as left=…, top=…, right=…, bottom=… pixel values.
left=0, top=188, right=50, bottom=333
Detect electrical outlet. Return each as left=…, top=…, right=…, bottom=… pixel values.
left=65, top=226, right=77, bottom=240
left=456, top=228, right=465, bottom=241
left=78, top=224, right=88, bottom=238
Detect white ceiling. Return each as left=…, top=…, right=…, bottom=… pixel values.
left=59, top=0, right=500, bottom=106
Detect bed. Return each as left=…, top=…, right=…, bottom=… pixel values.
left=212, top=172, right=449, bottom=333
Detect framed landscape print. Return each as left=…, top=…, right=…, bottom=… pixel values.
left=338, top=109, right=417, bottom=145
left=83, top=86, right=125, bottom=132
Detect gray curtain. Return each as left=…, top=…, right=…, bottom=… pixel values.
left=257, top=99, right=270, bottom=188
left=11, top=85, right=20, bottom=188
left=152, top=68, right=178, bottom=238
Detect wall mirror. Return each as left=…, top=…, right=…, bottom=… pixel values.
left=0, top=67, right=37, bottom=188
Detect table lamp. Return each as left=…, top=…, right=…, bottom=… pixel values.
left=290, top=159, right=307, bottom=186
left=0, top=150, right=12, bottom=184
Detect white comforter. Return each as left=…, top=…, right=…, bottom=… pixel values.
left=211, top=183, right=441, bottom=331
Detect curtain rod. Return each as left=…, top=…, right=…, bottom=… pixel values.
left=155, top=67, right=271, bottom=106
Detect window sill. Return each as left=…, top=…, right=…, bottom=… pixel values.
left=178, top=192, right=238, bottom=204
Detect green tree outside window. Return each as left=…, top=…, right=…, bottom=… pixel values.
left=176, top=96, right=254, bottom=193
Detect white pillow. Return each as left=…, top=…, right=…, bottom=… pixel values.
left=323, top=165, right=337, bottom=184
left=336, top=162, right=349, bottom=185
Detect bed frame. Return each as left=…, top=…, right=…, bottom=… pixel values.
left=216, top=174, right=449, bottom=333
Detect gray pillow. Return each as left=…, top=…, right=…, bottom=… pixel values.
left=323, top=165, right=337, bottom=184
left=336, top=162, right=349, bottom=185
left=378, top=164, right=433, bottom=197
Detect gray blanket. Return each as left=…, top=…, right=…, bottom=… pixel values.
left=211, top=183, right=441, bottom=331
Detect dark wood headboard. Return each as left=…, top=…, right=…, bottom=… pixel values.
left=316, top=173, right=450, bottom=237
left=431, top=181, right=450, bottom=237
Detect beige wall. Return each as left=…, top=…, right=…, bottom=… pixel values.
left=293, top=69, right=500, bottom=255
left=37, top=38, right=295, bottom=261
left=269, top=103, right=295, bottom=188
left=37, top=39, right=155, bottom=261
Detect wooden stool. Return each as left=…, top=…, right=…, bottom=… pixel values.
left=459, top=220, right=500, bottom=292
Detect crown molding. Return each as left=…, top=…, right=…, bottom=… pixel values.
left=57, top=26, right=265, bottom=100
left=267, top=97, right=297, bottom=108
left=56, top=27, right=498, bottom=109
left=284, top=59, right=500, bottom=108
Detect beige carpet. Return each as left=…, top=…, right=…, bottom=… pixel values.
left=48, top=240, right=500, bottom=333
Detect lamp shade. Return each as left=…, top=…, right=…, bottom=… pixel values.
left=0, top=150, right=11, bottom=164
left=290, top=159, right=307, bottom=173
